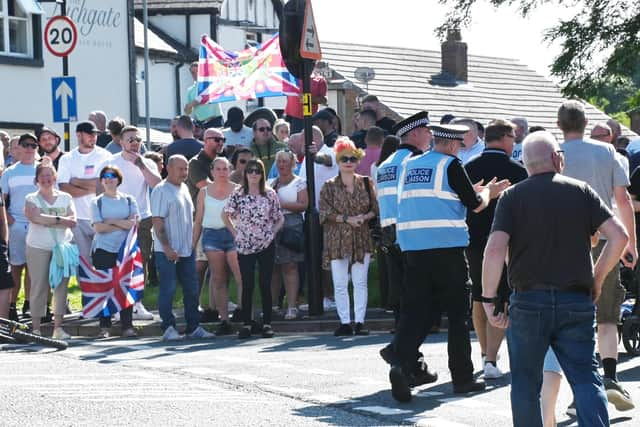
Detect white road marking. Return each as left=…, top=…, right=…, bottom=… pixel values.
left=261, top=385, right=312, bottom=395
left=307, top=394, right=359, bottom=404
left=224, top=373, right=268, bottom=383
left=304, top=368, right=341, bottom=376
left=354, top=406, right=413, bottom=415
left=407, top=416, right=471, bottom=427
left=181, top=367, right=223, bottom=376
left=349, top=376, right=389, bottom=386
left=437, top=397, right=491, bottom=408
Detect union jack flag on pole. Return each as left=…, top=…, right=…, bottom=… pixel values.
left=79, top=225, right=145, bottom=318
left=196, top=33, right=300, bottom=104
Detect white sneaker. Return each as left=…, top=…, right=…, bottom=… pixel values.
left=228, top=301, right=237, bottom=312
left=52, top=328, right=71, bottom=340
left=284, top=307, right=298, bottom=320
left=162, top=325, right=183, bottom=341
left=323, top=298, right=337, bottom=311
left=133, top=302, right=154, bottom=320
left=483, top=362, right=503, bottom=379
left=113, top=312, right=121, bottom=322
left=188, top=326, right=215, bottom=339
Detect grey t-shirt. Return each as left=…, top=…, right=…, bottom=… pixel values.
left=91, top=193, right=139, bottom=253
left=150, top=180, right=194, bottom=257
left=561, top=138, right=629, bottom=209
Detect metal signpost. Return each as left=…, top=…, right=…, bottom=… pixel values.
left=44, top=5, right=76, bottom=151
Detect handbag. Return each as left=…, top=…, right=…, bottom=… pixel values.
left=279, top=225, right=304, bottom=252
left=363, top=177, right=383, bottom=244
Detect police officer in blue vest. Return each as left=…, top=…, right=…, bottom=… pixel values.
left=377, top=111, right=437, bottom=386
left=388, top=123, right=510, bottom=402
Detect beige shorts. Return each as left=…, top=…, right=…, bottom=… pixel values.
left=593, top=241, right=625, bottom=324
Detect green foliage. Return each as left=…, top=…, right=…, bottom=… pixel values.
left=438, top=0, right=640, bottom=122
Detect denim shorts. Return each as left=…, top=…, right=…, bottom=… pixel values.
left=202, top=227, right=236, bottom=252
left=543, top=347, right=562, bottom=375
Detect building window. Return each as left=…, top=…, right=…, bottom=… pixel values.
left=0, top=0, right=43, bottom=66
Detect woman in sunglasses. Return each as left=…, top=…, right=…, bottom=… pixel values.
left=24, top=158, right=77, bottom=339
left=319, top=137, right=378, bottom=336
left=223, top=159, right=284, bottom=339
left=193, top=157, right=243, bottom=334
left=91, top=165, right=139, bottom=338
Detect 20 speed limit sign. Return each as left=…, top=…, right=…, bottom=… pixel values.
left=44, top=16, right=78, bottom=57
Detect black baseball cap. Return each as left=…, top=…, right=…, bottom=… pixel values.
left=18, top=133, right=38, bottom=145
left=76, top=120, right=99, bottom=134
left=36, top=127, right=60, bottom=140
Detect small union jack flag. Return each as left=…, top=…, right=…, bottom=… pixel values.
left=80, top=225, right=145, bottom=318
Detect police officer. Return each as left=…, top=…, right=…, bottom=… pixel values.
left=388, top=124, right=510, bottom=402
left=377, top=111, right=437, bottom=386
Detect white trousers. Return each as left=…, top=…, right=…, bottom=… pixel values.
left=330, top=253, right=371, bottom=324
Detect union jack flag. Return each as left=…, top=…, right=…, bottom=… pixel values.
left=79, top=225, right=145, bottom=318
left=196, top=33, right=300, bottom=103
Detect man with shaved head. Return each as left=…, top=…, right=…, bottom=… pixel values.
left=483, top=131, right=627, bottom=426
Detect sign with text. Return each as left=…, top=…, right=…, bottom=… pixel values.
left=44, top=16, right=78, bottom=57
left=51, top=77, right=78, bottom=122
left=300, top=0, right=321, bottom=60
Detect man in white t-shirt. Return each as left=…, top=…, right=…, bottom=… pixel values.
left=102, top=125, right=161, bottom=320
left=58, top=121, right=112, bottom=261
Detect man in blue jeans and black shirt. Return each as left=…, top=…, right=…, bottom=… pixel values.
left=483, top=131, right=628, bottom=426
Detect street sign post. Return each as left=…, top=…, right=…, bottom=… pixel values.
left=51, top=77, right=77, bottom=123
left=300, top=0, right=321, bottom=60
left=44, top=15, right=78, bottom=57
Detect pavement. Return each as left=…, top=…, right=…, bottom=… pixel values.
left=30, top=306, right=401, bottom=338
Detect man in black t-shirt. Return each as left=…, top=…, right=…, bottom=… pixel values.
left=483, top=131, right=627, bottom=426
left=464, top=119, right=528, bottom=379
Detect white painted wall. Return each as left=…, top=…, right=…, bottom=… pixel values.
left=189, top=15, right=211, bottom=49
left=0, top=0, right=131, bottom=148
left=149, top=15, right=186, bottom=46
left=221, top=0, right=278, bottom=28
left=136, top=57, right=180, bottom=120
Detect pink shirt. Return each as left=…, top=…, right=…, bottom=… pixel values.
left=356, top=147, right=382, bottom=177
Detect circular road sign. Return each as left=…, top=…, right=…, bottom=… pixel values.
left=44, top=16, right=78, bottom=57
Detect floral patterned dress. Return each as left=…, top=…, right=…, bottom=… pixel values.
left=319, top=174, right=378, bottom=268
left=224, top=187, right=283, bottom=255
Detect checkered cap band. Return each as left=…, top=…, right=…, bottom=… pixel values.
left=432, top=129, right=465, bottom=141
left=396, top=118, right=431, bottom=137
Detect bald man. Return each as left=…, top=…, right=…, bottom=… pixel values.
left=483, top=131, right=627, bottom=426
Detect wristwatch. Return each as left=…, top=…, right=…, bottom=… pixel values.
left=55, top=216, right=60, bottom=224
left=342, top=214, right=348, bottom=223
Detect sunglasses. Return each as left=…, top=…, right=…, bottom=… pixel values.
left=339, top=156, right=358, bottom=163
left=238, top=159, right=248, bottom=164
left=257, top=127, right=272, bottom=132
left=206, top=136, right=226, bottom=143
left=246, top=168, right=262, bottom=175
left=20, top=143, right=38, bottom=149
left=101, top=172, right=118, bottom=179
left=126, top=136, right=142, bottom=143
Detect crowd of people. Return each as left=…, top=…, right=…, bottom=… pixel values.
left=0, top=73, right=639, bottom=423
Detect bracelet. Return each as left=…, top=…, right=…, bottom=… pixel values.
left=479, top=295, right=498, bottom=304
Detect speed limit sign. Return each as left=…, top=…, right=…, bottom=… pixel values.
left=44, top=16, right=78, bottom=57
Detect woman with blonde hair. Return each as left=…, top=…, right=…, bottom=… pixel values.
left=319, top=137, right=378, bottom=336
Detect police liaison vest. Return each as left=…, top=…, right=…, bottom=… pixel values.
left=376, top=148, right=415, bottom=228
left=397, top=151, right=469, bottom=251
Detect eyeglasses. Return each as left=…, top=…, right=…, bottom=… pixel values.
left=257, top=127, right=272, bottom=132
left=126, top=136, right=142, bottom=143
left=20, top=143, right=38, bottom=149
left=555, top=149, right=565, bottom=155
left=101, top=172, right=118, bottom=179
left=206, top=136, right=226, bottom=143
left=246, top=168, right=262, bottom=175
left=339, top=156, right=358, bottom=163
left=238, top=159, right=248, bottom=164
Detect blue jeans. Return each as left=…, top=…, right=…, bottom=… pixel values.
left=507, top=290, right=608, bottom=427
left=155, top=251, right=200, bottom=334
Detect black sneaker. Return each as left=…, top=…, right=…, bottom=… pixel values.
left=334, top=323, right=353, bottom=336
left=262, top=325, right=275, bottom=338
left=200, top=309, right=219, bottom=323
left=8, top=304, right=18, bottom=321
left=21, top=300, right=30, bottom=318
left=40, top=307, right=53, bottom=324
left=410, top=360, right=438, bottom=387
left=354, top=322, right=369, bottom=336
left=216, top=320, right=233, bottom=336
left=453, top=379, right=486, bottom=394
left=603, top=377, right=635, bottom=411
left=231, top=308, right=243, bottom=323
left=238, top=325, right=252, bottom=339
left=379, top=344, right=395, bottom=365
left=250, top=320, right=262, bottom=334
left=389, top=365, right=413, bottom=403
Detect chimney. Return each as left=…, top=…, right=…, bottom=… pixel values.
left=629, top=109, right=640, bottom=135
left=441, top=29, right=468, bottom=82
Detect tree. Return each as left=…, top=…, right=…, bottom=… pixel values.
left=438, top=0, right=640, bottom=120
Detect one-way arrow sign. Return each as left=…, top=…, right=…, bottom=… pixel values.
left=300, top=0, right=321, bottom=60
left=51, top=76, right=77, bottom=122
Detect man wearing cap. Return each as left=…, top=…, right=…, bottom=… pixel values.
left=250, top=118, right=287, bottom=173
left=388, top=122, right=510, bottom=402
left=37, top=127, right=65, bottom=171
left=0, top=133, right=39, bottom=319
left=184, top=62, right=223, bottom=129
left=464, top=119, right=528, bottom=379
left=312, top=109, right=339, bottom=148
left=223, top=107, right=253, bottom=149
left=57, top=121, right=112, bottom=261
left=376, top=111, right=438, bottom=387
